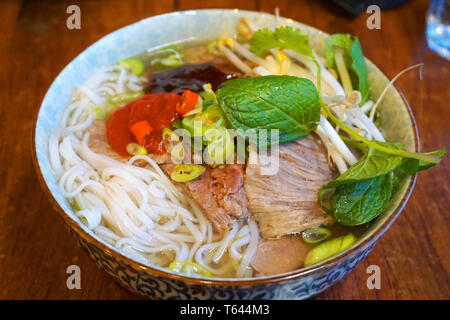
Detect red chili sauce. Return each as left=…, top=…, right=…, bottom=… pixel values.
left=106, top=93, right=181, bottom=157
left=106, top=62, right=238, bottom=158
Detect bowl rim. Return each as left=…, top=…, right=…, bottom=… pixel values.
left=32, top=8, right=419, bottom=286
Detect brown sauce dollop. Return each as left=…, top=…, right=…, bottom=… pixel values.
left=144, top=62, right=239, bottom=94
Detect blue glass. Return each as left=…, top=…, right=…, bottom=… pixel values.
left=427, top=0, right=450, bottom=60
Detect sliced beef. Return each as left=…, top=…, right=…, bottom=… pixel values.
left=251, top=235, right=311, bottom=276
left=245, top=135, right=335, bottom=239
left=162, top=164, right=248, bottom=233
left=209, top=165, right=248, bottom=219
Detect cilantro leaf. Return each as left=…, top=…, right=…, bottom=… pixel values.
left=249, top=26, right=322, bottom=96
left=249, top=26, right=312, bottom=57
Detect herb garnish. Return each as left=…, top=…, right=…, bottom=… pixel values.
left=216, top=75, right=321, bottom=145
left=325, top=34, right=370, bottom=104
left=250, top=26, right=322, bottom=95
left=216, top=26, right=445, bottom=226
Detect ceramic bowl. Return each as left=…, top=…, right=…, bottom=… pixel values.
left=33, top=9, right=418, bottom=299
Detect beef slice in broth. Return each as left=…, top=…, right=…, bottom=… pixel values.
left=162, top=164, right=249, bottom=233
left=245, top=135, right=335, bottom=239
left=251, top=235, right=312, bottom=276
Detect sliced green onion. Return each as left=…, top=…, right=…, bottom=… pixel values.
left=152, top=44, right=185, bottom=58
left=170, top=143, right=185, bottom=161
left=150, top=45, right=185, bottom=69
left=200, top=90, right=218, bottom=109
left=170, top=164, right=205, bottom=182
left=182, top=105, right=226, bottom=137
left=169, top=260, right=212, bottom=277
left=103, top=91, right=145, bottom=119
left=162, top=128, right=185, bottom=161
left=126, top=143, right=147, bottom=156
left=160, top=55, right=183, bottom=67
left=92, top=105, right=106, bottom=120
left=162, top=127, right=176, bottom=142
left=304, top=233, right=356, bottom=267
left=108, top=91, right=145, bottom=106
left=172, top=119, right=182, bottom=129
left=118, top=58, right=144, bottom=76
left=207, top=39, right=223, bottom=56
left=205, top=128, right=234, bottom=166
left=302, top=227, right=331, bottom=244
left=71, top=200, right=81, bottom=212
left=104, top=102, right=116, bottom=118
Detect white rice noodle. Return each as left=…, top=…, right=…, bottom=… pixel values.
left=236, top=219, right=259, bottom=278
left=75, top=207, right=102, bottom=230
left=229, top=235, right=251, bottom=261
left=48, top=63, right=254, bottom=278
left=212, top=221, right=240, bottom=263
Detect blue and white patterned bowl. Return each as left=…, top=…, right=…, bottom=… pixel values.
left=33, top=9, right=418, bottom=299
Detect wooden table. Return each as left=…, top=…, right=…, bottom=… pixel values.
left=0, top=0, right=448, bottom=300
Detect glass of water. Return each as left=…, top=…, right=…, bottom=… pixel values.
left=427, top=0, right=450, bottom=60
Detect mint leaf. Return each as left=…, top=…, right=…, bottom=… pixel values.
left=216, top=75, right=321, bottom=146
left=398, top=148, right=446, bottom=174
left=341, top=135, right=445, bottom=176
left=350, top=38, right=370, bottom=103
left=326, top=34, right=370, bottom=104
left=417, top=149, right=446, bottom=171
left=318, top=141, right=403, bottom=226
left=323, top=141, right=404, bottom=189
left=330, top=174, right=397, bottom=226
left=397, top=158, right=420, bottom=175
left=318, top=137, right=444, bottom=226
left=322, top=103, right=444, bottom=166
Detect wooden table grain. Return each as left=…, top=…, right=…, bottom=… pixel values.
left=0, top=0, right=448, bottom=300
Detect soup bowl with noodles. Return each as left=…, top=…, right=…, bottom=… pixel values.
left=33, top=9, right=419, bottom=299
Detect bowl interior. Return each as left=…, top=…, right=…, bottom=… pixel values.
left=34, top=9, right=416, bottom=281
